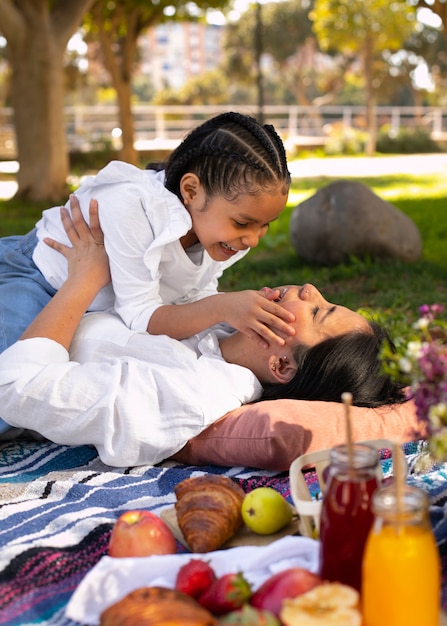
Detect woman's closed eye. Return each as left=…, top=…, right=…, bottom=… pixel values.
left=312, top=306, right=320, bottom=319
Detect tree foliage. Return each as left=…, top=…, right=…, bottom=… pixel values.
left=224, top=0, right=322, bottom=105
left=84, top=0, right=230, bottom=164
left=224, top=1, right=314, bottom=81
left=312, top=0, right=416, bottom=55
left=311, top=0, right=418, bottom=153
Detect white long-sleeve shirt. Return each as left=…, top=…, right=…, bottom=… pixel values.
left=33, top=162, right=249, bottom=331
left=0, top=313, right=262, bottom=467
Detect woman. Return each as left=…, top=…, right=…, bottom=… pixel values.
left=0, top=199, right=405, bottom=467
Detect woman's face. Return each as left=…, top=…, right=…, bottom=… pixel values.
left=272, top=283, right=371, bottom=347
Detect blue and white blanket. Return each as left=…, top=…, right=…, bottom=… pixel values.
left=0, top=437, right=446, bottom=625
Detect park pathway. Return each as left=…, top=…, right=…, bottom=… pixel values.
left=2, top=153, right=447, bottom=200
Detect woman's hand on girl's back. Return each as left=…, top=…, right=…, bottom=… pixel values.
left=43, top=194, right=111, bottom=293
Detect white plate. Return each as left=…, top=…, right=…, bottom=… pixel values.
left=65, top=535, right=320, bottom=625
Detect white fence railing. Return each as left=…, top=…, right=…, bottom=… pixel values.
left=1, top=104, right=447, bottom=158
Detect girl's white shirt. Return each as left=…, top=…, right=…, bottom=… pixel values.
left=0, top=312, right=262, bottom=467
left=32, top=161, right=249, bottom=331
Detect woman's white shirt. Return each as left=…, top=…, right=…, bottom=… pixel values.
left=32, top=162, right=249, bottom=331
left=0, top=313, right=261, bottom=467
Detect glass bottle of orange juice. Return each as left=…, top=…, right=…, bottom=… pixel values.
left=362, top=483, right=440, bottom=626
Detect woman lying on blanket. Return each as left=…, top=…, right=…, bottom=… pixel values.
left=0, top=197, right=406, bottom=467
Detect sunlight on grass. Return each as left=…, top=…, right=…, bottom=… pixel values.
left=376, top=180, right=447, bottom=201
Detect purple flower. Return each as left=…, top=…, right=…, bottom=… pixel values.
left=419, top=303, right=445, bottom=321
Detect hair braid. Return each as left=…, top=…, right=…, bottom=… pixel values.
left=264, top=123, right=290, bottom=176
left=152, top=111, right=291, bottom=202
left=218, top=113, right=289, bottom=180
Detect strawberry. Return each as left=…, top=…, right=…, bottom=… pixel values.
left=198, top=572, right=252, bottom=615
left=175, top=558, right=217, bottom=598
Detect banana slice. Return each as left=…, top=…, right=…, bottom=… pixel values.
left=280, top=582, right=361, bottom=626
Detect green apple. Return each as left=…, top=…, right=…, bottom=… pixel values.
left=241, top=487, right=293, bottom=535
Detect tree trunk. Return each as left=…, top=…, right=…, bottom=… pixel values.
left=93, top=12, right=137, bottom=164
left=363, top=35, right=376, bottom=157
left=91, top=2, right=152, bottom=166
left=116, top=79, right=137, bottom=164
left=0, top=0, right=94, bottom=202
left=10, top=36, right=69, bottom=201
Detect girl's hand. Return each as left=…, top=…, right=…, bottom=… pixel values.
left=43, top=194, right=111, bottom=291
left=220, top=290, right=295, bottom=348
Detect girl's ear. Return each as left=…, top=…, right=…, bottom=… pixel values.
left=268, top=355, right=297, bottom=384
left=180, top=173, right=201, bottom=205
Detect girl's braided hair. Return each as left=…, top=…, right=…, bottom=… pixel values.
left=147, top=112, right=291, bottom=202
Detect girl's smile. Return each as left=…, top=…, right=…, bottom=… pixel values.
left=220, top=241, right=239, bottom=256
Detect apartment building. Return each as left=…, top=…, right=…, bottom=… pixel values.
left=140, top=21, right=224, bottom=91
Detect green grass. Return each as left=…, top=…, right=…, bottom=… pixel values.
left=219, top=172, right=447, bottom=332
left=1, top=168, right=446, bottom=333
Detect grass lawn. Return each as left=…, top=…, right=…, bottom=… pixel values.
left=1, top=165, right=446, bottom=334
left=220, top=171, right=447, bottom=334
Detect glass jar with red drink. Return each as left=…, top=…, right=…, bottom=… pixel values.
left=318, top=442, right=380, bottom=592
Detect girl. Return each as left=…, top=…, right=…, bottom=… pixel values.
left=0, top=111, right=295, bottom=356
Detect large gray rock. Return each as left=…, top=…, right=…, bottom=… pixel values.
left=290, top=180, right=422, bottom=264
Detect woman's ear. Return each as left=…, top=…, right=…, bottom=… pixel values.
left=268, top=355, right=297, bottom=384
left=180, top=173, right=201, bottom=205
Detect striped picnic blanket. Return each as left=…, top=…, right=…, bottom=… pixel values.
left=0, top=437, right=446, bottom=625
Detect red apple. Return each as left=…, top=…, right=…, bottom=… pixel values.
left=108, top=510, right=177, bottom=558
left=250, top=567, right=323, bottom=617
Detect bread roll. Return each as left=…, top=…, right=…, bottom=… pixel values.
left=100, top=586, right=217, bottom=626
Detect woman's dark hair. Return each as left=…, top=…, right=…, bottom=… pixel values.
left=260, top=321, right=407, bottom=408
left=147, top=112, right=291, bottom=201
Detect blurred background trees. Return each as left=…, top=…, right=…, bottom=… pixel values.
left=0, top=0, right=94, bottom=201
left=311, top=0, right=417, bottom=155
left=0, top=0, right=446, bottom=201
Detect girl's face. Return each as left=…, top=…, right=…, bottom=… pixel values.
left=273, top=283, right=371, bottom=347
left=184, top=181, right=288, bottom=261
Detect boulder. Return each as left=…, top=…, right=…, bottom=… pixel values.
left=290, top=180, right=422, bottom=264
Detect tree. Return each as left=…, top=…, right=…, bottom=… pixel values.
left=84, top=0, right=230, bottom=165
left=224, top=0, right=317, bottom=105
left=0, top=0, right=94, bottom=201
left=311, top=0, right=417, bottom=154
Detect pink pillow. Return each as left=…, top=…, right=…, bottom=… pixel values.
left=170, top=398, right=425, bottom=471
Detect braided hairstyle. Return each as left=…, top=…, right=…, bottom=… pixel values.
left=147, top=112, right=291, bottom=202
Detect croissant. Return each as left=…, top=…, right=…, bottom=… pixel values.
left=174, top=475, right=245, bottom=553
left=100, top=586, right=217, bottom=626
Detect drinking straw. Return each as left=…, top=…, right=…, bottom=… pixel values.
left=341, top=392, right=354, bottom=470
left=393, top=442, right=404, bottom=533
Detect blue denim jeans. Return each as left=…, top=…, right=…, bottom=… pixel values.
left=0, top=229, right=56, bottom=434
